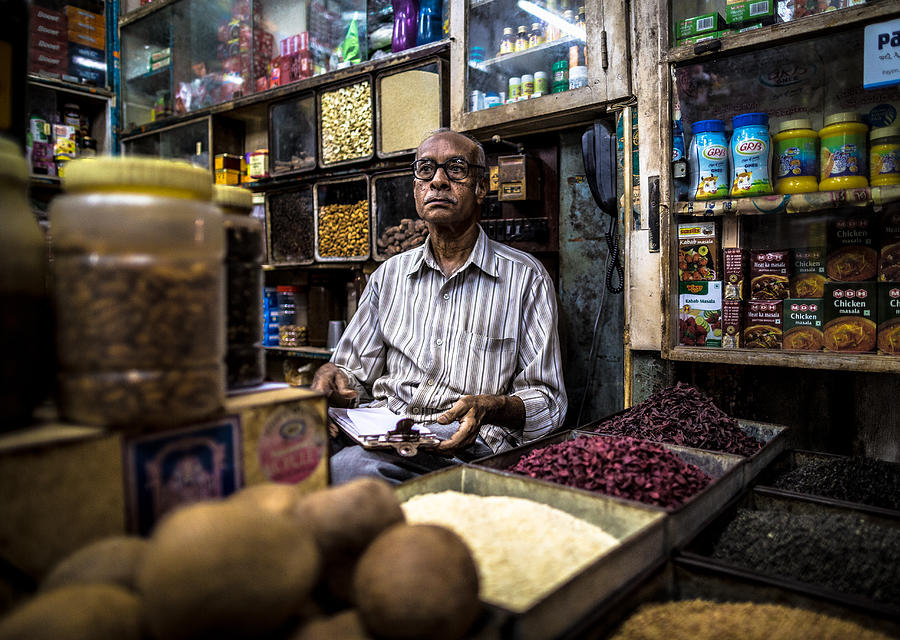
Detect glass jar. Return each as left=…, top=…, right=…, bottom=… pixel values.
left=499, top=27, right=515, bottom=55
left=51, top=157, right=225, bottom=428
left=529, top=22, right=544, bottom=48
left=515, top=26, right=529, bottom=52
left=0, top=137, right=51, bottom=430
left=870, top=124, right=900, bottom=187
left=819, top=112, right=868, bottom=191
left=277, top=285, right=307, bottom=348
left=215, top=185, right=264, bottom=389
left=774, top=118, right=818, bottom=194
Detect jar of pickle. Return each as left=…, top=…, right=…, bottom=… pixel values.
left=51, top=157, right=225, bottom=428
left=215, top=185, right=264, bottom=389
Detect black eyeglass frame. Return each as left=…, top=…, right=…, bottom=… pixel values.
left=410, top=157, right=487, bottom=182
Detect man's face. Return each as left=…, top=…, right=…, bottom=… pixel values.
left=414, top=132, right=486, bottom=229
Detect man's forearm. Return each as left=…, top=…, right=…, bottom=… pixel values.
left=482, top=394, right=526, bottom=430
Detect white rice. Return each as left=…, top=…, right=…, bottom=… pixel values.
left=401, top=491, right=620, bottom=612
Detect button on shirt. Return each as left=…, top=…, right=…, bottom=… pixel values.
left=331, top=226, right=567, bottom=454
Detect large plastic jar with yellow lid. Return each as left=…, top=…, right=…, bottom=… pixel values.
left=215, top=185, right=264, bottom=389
left=773, top=118, right=818, bottom=194
left=819, top=112, right=868, bottom=191
left=50, top=157, right=225, bottom=428
left=0, top=137, right=52, bottom=429
left=870, top=124, right=900, bottom=187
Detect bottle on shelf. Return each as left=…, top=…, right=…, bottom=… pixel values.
left=774, top=118, right=818, bottom=194
left=545, top=0, right=561, bottom=42
left=515, top=25, right=530, bottom=52
left=391, top=0, right=419, bottom=53
left=416, top=0, right=443, bottom=46
left=499, top=27, right=515, bottom=55
left=819, top=112, right=868, bottom=191
left=870, top=125, right=900, bottom=187
left=529, top=22, right=544, bottom=48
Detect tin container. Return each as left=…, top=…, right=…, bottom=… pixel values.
left=313, top=175, right=370, bottom=262
left=680, top=488, right=900, bottom=624
left=472, top=430, right=745, bottom=549
left=395, top=466, right=666, bottom=640
left=376, top=58, right=447, bottom=158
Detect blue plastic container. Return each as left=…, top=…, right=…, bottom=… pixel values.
left=729, top=112, right=773, bottom=196
left=417, top=0, right=443, bottom=46
left=688, top=119, right=729, bottom=200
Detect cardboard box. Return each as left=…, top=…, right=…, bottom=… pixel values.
left=215, top=153, right=242, bottom=171
left=678, top=221, right=719, bottom=281
left=31, top=22, right=67, bottom=42
left=30, top=50, right=67, bottom=69
left=64, top=5, right=104, bottom=28
left=722, top=300, right=742, bottom=348
left=749, top=249, right=790, bottom=300
left=678, top=281, right=723, bottom=347
left=216, top=168, right=241, bottom=185
left=68, top=29, right=105, bottom=50
left=724, top=248, right=747, bottom=300
left=30, top=5, right=67, bottom=30
left=877, top=282, right=900, bottom=354
left=725, top=0, right=774, bottom=23
left=790, top=247, right=827, bottom=298
left=782, top=298, right=825, bottom=351
left=826, top=214, right=878, bottom=282
left=0, top=387, right=327, bottom=586
left=675, top=13, right=725, bottom=39
left=823, top=282, right=876, bottom=352
left=879, top=207, right=900, bottom=282
left=676, top=30, right=729, bottom=46
left=743, top=300, right=783, bottom=349
left=30, top=37, right=67, bottom=57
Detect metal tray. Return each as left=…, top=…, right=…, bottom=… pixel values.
left=395, top=466, right=667, bottom=640
left=753, top=449, right=900, bottom=519
left=581, top=557, right=900, bottom=639
left=678, top=487, right=900, bottom=624
left=473, top=430, right=745, bottom=549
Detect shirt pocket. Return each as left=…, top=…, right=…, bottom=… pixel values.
left=454, top=331, right=516, bottom=396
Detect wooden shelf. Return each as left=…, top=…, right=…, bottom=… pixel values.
left=667, top=346, right=900, bottom=374
left=674, top=185, right=900, bottom=217
left=666, top=2, right=900, bottom=64
left=265, top=346, right=333, bottom=360
left=27, top=75, right=113, bottom=99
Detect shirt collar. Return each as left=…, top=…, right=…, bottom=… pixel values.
left=406, top=225, right=499, bottom=278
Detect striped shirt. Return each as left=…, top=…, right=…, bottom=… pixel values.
left=331, top=226, right=567, bottom=453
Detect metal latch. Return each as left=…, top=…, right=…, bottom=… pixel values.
left=360, top=418, right=441, bottom=457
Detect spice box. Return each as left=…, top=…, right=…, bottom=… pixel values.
left=680, top=488, right=900, bottom=622
left=587, top=556, right=900, bottom=639
left=376, top=59, right=447, bottom=158
left=395, top=466, right=666, bottom=640
left=313, top=176, right=370, bottom=262
left=753, top=449, right=900, bottom=517
left=473, top=430, right=745, bottom=549
left=266, top=185, right=315, bottom=265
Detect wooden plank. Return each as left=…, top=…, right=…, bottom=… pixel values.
left=667, top=346, right=900, bottom=374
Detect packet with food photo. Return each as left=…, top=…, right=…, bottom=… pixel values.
left=826, top=213, right=878, bottom=282
left=678, top=281, right=722, bottom=347
left=749, top=250, right=789, bottom=300
left=743, top=300, right=783, bottom=349
left=678, top=221, right=719, bottom=281
left=782, top=298, right=824, bottom=351
left=790, top=247, right=826, bottom=298
left=723, top=248, right=747, bottom=300
left=879, top=207, right=900, bottom=282
left=722, top=300, right=742, bottom=348
left=823, top=282, right=876, bottom=353
left=877, top=283, right=900, bottom=355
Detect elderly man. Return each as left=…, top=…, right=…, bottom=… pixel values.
left=312, top=128, right=566, bottom=483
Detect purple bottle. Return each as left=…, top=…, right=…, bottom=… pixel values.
left=392, top=0, right=419, bottom=53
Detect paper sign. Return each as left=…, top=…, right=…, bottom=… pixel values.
left=864, top=19, right=900, bottom=90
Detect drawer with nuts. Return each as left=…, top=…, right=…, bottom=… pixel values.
left=318, top=78, right=374, bottom=167
left=314, top=176, right=370, bottom=261
left=371, top=170, right=424, bottom=261
left=376, top=218, right=428, bottom=259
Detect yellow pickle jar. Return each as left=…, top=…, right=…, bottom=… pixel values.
left=818, top=112, right=868, bottom=191
left=51, top=157, right=225, bottom=428
left=870, top=124, right=900, bottom=187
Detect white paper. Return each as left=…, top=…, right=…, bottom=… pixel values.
left=328, top=406, right=434, bottom=441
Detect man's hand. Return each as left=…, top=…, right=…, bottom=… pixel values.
left=435, top=394, right=524, bottom=454
left=310, top=363, right=358, bottom=408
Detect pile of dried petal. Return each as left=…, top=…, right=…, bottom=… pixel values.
left=594, top=382, right=761, bottom=456
left=507, top=435, right=711, bottom=509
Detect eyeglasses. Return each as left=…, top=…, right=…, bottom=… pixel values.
left=411, top=157, right=485, bottom=182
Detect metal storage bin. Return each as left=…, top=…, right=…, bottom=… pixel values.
left=314, top=175, right=370, bottom=262
left=317, top=76, right=374, bottom=168
left=376, top=59, right=448, bottom=158
left=395, top=466, right=666, bottom=640
left=370, top=170, right=426, bottom=261
left=269, top=92, right=317, bottom=176
left=266, top=186, right=315, bottom=266
left=473, top=430, right=746, bottom=549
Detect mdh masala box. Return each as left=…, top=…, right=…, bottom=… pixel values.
left=749, top=250, right=789, bottom=301
left=782, top=298, right=824, bottom=351
left=743, top=300, right=783, bottom=349
left=790, top=247, right=826, bottom=298
left=826, top=214, right=878, bottom=282
left=879, top=207, right=900, bottom=282
left=877, top=283, right=900, bottom=355
left=823, top=282, right=876, bottom=353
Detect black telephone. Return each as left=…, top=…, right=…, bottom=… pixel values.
left=581, top=120, right=624, bottom=294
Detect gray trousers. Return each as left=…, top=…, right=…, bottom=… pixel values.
left=329, top=422, right=494, bottom=485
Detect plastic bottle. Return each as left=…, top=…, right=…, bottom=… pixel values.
left=773, top=118, right=818, bottom=194
left=688, top=119, right=729, bottom=200
left=0, top=137, right=51, bottom=429
left=51, top=157, right=225, bottom=428
left=545, top=0, right=561, bottom=41
left=819, top=112, right=868, bottom=191
left=729, top=112, right=773, bottom=197
left=499, top=27, right=515, bottom=55
left=534, top=71, right=549, bottom=95
left=521, top=73, right=535, bottom=98
left=508, top=76, right=521, bottom=102
left=515, top=25, right=529, bottom=52
left=568, top=65, right=587, bottom=90
left=416, top=0, right=442, bottom=46
left=551, top=60, right=569, bottom=93
left=673, top=119, right=685, bottom=162
left=216, top=185, right=264, bottom=389
left=529, top=22, right=544, bottom=48
left=391, top=0, right=418, bottom=53
left=870, top=124, right=900, bottom=187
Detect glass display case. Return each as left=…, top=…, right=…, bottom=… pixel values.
left=371, top=170, right=424, bottom=260
left=121, top=118, right=210, bottom=169
left=269, top=92, right=317, bottom=175
left=267, top=185, right=316, bottom=265
left=314, top=175, right=370, bottom=261
left=662, top=4, right=900, bottom=373
left=376, top=59, right=448, bottom=157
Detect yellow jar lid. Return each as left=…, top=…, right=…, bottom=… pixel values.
left=779, top=118, right=813, bottom=133
left=213, top=184, right=253, bottom=212
left=0, top=136, right=28, bottom=183
left=64, top=156, right=212, bottom=200
left=871, top=124, right=900, bottom=141
left=823, top=112, right=862, bottom=128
